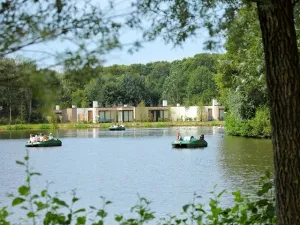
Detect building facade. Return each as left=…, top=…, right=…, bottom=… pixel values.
left=56, top=100, right=225, bottom=123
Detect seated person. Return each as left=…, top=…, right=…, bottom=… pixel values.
left=29, top=134, right=35, bottom=143
left=48, top=133, right=53, bottom=140
left=35, top=134, right=40, bottom=142
left=43, top=135, right=48, bottom=141
left=177, top=132, right=182, bottom=141
left=199, top=134, right=204, bottom=141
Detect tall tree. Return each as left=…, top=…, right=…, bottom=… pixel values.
left=216, top=6, right=267, bottom=120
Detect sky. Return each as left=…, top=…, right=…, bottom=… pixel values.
left=8, top=0, right=223, bottom=69
left=104, top=36, right=213, bottom=66
left=12, top=32, right=215, bottom=69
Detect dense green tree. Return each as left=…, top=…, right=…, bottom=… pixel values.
left=0, top=58, right=60, bottom=123
left=84, top=77, right=106, bottom=107
left=144, top=61, right=170, bottom=106
left=216, top=6, right=267, bottom=120
left=186, top=66, right=216, bottom=105
left=161, top=62, right=187, bottom=105
left=119, top=73, right=147, bottom=106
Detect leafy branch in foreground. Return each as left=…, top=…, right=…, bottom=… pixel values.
left=0, top=153, right=276, bottom=224
left=0, top=0, right=142, bottom=68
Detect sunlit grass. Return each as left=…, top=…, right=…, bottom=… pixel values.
left=0, top=121, right=225, bottom=130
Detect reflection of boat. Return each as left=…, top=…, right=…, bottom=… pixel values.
left=25, top=139, right=62, bottom=147
left=109, top=125, right=125, bottom=131
left=172, top=136, right=208, bottom=148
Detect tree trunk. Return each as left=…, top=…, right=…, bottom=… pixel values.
left=9, top=88, right=12, bottom=124
left=28, top=88, right=32, bottom=124
left=257, top=1, right=300, bottom=224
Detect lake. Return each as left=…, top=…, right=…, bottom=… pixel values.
left=0, top=126, right=273, bottom=223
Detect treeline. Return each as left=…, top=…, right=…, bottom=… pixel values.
left=0, top=54, right=219, bottom=124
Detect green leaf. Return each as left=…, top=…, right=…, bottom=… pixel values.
left=27, top=212, right=35, bottom=218
left=97, top=209, right=107, bottom=218
left=105, top=200, right=112, bottom=205
left=12, top=197, right=25, bottom=206
left=16, top=160, right=25, bottom=165
left=74, top=208, right=86, bottom=214
left=182, top=204, right=190, bottom=212
left=30, top=172, right=41, bottom=176
left=34, top=201, right=48, bottom=211
left=72, top=197, right=79, bottom=203
left=76, top=216, right=86, bottom=225
left=18, top=185, right=29, bottom=196
left=115, top=215, right=123, bottom=222
left=53, top=197, right=69, bottom=207
left=41, top=190, right=47, bottom=197
left=144, top=213, right=155, bottom=220
left=217, top=189, right=226, bottom=198
left=31, top=194, right=39, bottom=200
left=24, top=156, right=29, bottom=161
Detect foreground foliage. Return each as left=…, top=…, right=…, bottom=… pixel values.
left=0, top=155, right=275, bottom=224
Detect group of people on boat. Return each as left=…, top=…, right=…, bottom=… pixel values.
left=29, top=133, right=53, bottom=143
left=176, top=132, right=205, bottom=141
left=111, top=124, right=124, bottom=128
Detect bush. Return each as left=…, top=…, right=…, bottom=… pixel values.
left=39, top=124, right=51, bottom=129
left=225, top=106, right=271, bottom=138
left=0, top=118, right=10, bottom=125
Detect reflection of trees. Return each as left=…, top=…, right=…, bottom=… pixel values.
left=217, top=136, right=273, bottom=192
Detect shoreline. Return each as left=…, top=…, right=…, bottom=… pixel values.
left=0, top=121, right=225, bottom=131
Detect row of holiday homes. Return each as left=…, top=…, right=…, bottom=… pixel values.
left=55, top=100, right=225, bottom=123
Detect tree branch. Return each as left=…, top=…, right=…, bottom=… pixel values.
left=292, top=0, right=300, bottom=7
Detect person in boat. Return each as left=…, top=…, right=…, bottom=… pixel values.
left=29, top=134, right=35, bottom=143
left=199, top=134, right=204, bottom=141
left=35, top=134, right=40, bottom=142
left=42, top=134, right=48, bottom=141
left=177, top=132, right=182, bottom=141
left=48, top=133, right=53, bottom=140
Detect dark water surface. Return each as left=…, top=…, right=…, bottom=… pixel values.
left=0, top=127, right=273, bottom=223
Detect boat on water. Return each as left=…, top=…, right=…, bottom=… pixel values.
left=25, top=138, right=62, bottom=147
left=109, top=125, right=125, bottom=131
left=172, top=136, right=208, bottom=148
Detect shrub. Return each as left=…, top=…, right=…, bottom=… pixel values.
left=39, top=124, right=51, bottom=129
left=225, top=107, right=271, bottom=138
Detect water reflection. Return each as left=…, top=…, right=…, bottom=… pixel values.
left=0, top=126, right=223, bottom=139
left=217, top=136, right=273, bottom=192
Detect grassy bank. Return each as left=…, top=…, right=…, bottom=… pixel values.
left=0, top=121, right=224, bottom=131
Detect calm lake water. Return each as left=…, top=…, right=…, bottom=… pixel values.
left=0, top=126, right=273, bottom=223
